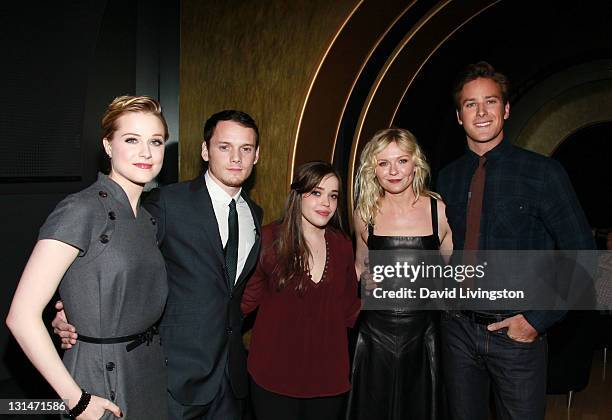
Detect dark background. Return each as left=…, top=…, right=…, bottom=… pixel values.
left=1, top=0, right=611, bottom=411
left=0, top=0, right=179, bottom=409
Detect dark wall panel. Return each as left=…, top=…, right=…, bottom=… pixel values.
left=0, top=2, right=105, bottom=182
left=0, top=0, right=139, bottom=385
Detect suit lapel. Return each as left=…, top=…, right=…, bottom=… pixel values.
left=189, top=174, right=225, bottom=268
left=191, top=174, right=262, bottom=290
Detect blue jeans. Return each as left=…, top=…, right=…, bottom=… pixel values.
left=441, top=311, right=547, bottom=420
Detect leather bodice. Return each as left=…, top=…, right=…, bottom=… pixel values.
left=367, top=196, right=440, bottom=252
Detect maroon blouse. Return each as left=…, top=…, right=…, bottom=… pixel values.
left=241, top=223, right=361, bottom=398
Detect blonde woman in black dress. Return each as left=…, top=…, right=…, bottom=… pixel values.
left=346, top=128, right=452, bottom=420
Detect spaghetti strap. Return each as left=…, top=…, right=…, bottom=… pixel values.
left=430, top=196, right=439, bottom=241
left=368, top=223, right=374, bottom=237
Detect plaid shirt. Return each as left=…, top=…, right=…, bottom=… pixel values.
left=437, top=138, right=595, bottom=332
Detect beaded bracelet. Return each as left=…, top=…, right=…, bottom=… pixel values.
left=68, top=389, right=91, bottom=419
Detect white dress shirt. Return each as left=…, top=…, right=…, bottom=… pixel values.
left=205, top=171, right=256, bottom=284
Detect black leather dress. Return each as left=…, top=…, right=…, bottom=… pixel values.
left=346, top=197, right=443, bottom=420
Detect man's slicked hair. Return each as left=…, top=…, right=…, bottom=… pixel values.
left=203, top=110, right=259, bottom=147
left=452, top=61, right=509, bottom=109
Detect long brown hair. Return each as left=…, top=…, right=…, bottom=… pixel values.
left=274, top=161, right=345, bottom=292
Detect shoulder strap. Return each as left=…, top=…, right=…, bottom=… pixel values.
left=368, top=223, right=374, bottom=237
left=430, top=196, right=439, bottom=239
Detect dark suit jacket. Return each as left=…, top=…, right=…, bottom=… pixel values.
left=145, top=172, right=263, bottom=405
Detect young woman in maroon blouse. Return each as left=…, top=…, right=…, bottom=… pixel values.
left=241, top=161, right=361, bottom=420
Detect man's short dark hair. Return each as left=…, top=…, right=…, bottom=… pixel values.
left=203, top=110, right=259, bottom=147
left=452, top=61, right=509, bottom=109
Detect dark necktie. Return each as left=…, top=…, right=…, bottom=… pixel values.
left=225, top=199, right=239, bottom=284
left=464, top=156, right=486, bottom=250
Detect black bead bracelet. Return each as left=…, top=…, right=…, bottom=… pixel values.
left=68, top=389, right=91, bottom=419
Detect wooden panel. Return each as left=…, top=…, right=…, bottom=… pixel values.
left=180, top=0, right=357, bottom=222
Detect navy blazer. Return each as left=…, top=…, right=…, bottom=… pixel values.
left=145, top=172, right=263, bottom=405
left=437, top=139, right=594, bottom=332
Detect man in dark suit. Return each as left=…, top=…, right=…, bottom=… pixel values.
left=54, top=110, right=263, bottom=419
left=148, top=110, right=262, bottom=419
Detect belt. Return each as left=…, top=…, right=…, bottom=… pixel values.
left=77, top=325, right=159, bottom=352
left=459, top=310, right=520, bottom=325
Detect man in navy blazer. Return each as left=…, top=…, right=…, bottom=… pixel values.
left=146, top=110, right=262, bottom=419
left=437, top=62, right=594, bottom=420
left=55, top=110, right=263, bottom=419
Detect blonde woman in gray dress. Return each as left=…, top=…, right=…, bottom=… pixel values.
left=6, top=96, right=168, bottom=419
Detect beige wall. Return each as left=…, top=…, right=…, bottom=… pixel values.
left=180, top=0, right=358, bottom=222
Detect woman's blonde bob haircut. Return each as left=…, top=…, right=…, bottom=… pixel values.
left=101, top=95, right=169, bottom=141
left=354, top=128, right=438, bottom=225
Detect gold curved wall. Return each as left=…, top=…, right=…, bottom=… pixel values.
left=346, top=0, right=499, bottom=206
left=181, top=0, right=505, bottom=221
left=180, top=0, right=358, bottom=222
left=183, top=0, right=603, bottom=222
left=291, top=0, right=413, bottom=173
left=515, top=80, right=612, bottom=156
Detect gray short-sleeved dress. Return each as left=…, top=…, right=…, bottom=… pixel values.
left=39, top=174, right=168, bottom=419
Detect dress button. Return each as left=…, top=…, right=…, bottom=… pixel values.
left=106, top=362, right=115, bottom=371
left=226, top=327, right=233, bottom=334
left=150, top=217, right=156, bottom=225
left=98, top=191, right=108, bottom=198
left=108, top=211, right=116, bottom=220
left=110, top=390, right=115, bottom=401
left=99, top=234, right=109, bottom=244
